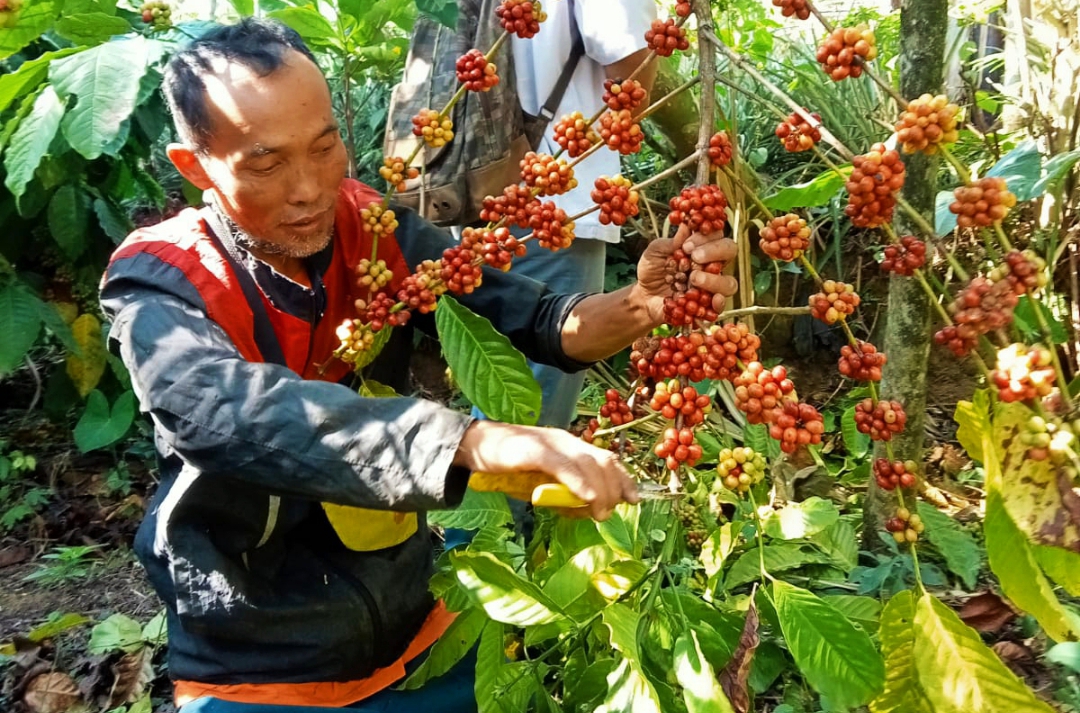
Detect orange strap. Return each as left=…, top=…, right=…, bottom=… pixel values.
left=174, top=602, right=457, bottom=708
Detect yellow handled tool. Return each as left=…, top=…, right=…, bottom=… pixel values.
left=469, top=471, right=680, bottom=510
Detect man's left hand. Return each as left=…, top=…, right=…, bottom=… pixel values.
left=634, top=224, right=739, bottom=324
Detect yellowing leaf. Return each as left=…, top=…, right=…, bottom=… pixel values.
left=870, top=591, right=934, bottom=713
left=65, top=313, right=106, bottom=396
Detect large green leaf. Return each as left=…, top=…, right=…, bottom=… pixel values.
left=435, top=296, right=541, bottom=425
left=842, top=405, right=869, bottom=457
left=1034, top=545, right=1080, bottom=596
left=596, top=657, right=663, bottom=713
left=450, top=550, right=565, bottom=626
left=0, top=0, right=57, bottom=60
left=916, top=503, right=981, bottom=590
left=808, top=518, right=859, bottom=571
left=475, top=620, right=536, bottom=713
left=93, top=196, right=134, bottom=242
left=674, top=630, right=736, bottom=713
left=428, top=489, right=513, bottom=531
left=47, top=184, right=92, bottom=260
left=54, top=12, right=131, bottom=44
left=771, top=580, right=884, bottom=709
left=268, top=6, right=338, bottom=48
left=1031, top=148, right=1080, bottom=197
left=0, top=280, right=44, bottom=375
left=761, top=496, right=839, bottom=540
left=3, top=86, right=65, bottom=199
left=596, top=503, right=639, bottom=558
left=400, top=607, right=486, bottom=690
left=49, top=36, right=155, bottom=159
left=726, top=544, right=833, bottom=588
left=870, top=591, right=934, bottom=713
left=0, top=47, right=81, bottom=115
left=542, top=544, right=616, bottom=608
left=986, top=139, right=1042, bottom=202
left=762, top=166, right=850, bottom=211
left=88, top=613, right=143, bottom=654
left=913, top=592, right=1054, bottom=713
left=822, top=594, right=882, bottom=634
left=985, top=492, right=1079, bottom=642
left=953, top=391, right=990, bottom=463
left=1014, top=296, right=1069, bottom=345
left=934, top=189, right=957, bottom=236
left=73, top=389, right=135, bottom=452
left=415, top=0, right=457, bottom=27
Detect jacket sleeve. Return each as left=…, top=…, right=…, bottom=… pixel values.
left=391, top=205, right=594, bottom=374
left=101, top=254, right=473, bottom=511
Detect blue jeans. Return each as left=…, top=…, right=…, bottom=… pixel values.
left=178, top=647, right=477, bottom=713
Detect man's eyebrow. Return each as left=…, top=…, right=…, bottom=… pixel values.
left=315, top=123, right=340, bottom=140
left=239, top=125, right=339, bottom=160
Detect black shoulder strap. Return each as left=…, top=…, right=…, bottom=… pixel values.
left=199, top=207, right=289, bottom=368
left=534, top=0, right=585, bottom=130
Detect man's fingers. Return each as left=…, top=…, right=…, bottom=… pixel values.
left=692, top=272, right=738, bottom=296
left=686, top=236, right=738, bottom=265
left=711, top=292, right=728, bottom=314
left=671, top=223, right=692, bottom=251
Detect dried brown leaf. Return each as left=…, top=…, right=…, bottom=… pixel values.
left=0, top=546, right=31, bottom=568
left=718, top=595, right=759, bottom=713
left=23, top=672, right=82, bottom=713
left=106, top=647, right=155, bottom=707
left=959, top=591, right=1017, bottom=633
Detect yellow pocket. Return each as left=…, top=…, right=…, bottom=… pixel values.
left=322, top=504, right=418, bottom=551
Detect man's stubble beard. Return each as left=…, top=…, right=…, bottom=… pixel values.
left=236, top=228, right=333, bottom=259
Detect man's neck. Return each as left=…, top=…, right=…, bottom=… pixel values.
left=210, top=201, right=313, bottom=288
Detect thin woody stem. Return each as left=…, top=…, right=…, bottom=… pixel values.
left=720, top=164, right=774, bottom=220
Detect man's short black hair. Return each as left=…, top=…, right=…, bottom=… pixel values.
left=163, top=18, right=319, bottom=151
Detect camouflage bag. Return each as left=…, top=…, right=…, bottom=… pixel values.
left=383, top=0, right=582, bottom=226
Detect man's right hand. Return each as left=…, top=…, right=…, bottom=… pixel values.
left=453, top=420, right=640, bottom=521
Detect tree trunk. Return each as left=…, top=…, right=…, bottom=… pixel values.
left=647, top=59, right=701, bottom=161
left=863, top=0, right=948, bottom=544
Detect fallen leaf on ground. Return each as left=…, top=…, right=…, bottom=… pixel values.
left=959, top=591, right=1017, bottom=633
left=24, top=672, right=82, bottom=713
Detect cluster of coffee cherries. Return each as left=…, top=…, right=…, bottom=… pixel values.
left=396, top=260, right=444, bottom=315
left=553, top=112, right=598, bottom=158
left=140, top=1, right=171, bottom=28
left=885, top=507, right=924, bottom=543
left=948, top=177, right=1016, bottom=229
left=715, top=447, right=767, bottom=493
left=603, top=78, right=647, bottom=113
left=674, top=502, right=708, bottom=554
left=933, top=276, right=1019, bottom=357
left=529, top=201, right=575, bottom=251
left=495, top=0, right=546, bottom=39
left=775, top=110, right=822, bottom=153
left=598, top=110, right=644, bottom=155
left=581, top=389, right=636, bottom=451
left=838, top=341, right=886, bottom=382
left=439, top=244, right=484, bottom=295
left=335, top=320, right=378, bottom=366
left=656, top=426, right=705, bottom=472
left=455, top=49, right=499, bottom=92
left=707, top=131, right=734, bottom=168
left=809, top=280, right=860, bottom=324
left=760, top=214, right=810, bottom=262
left=649, top=380, right=711, bottom=425
left=630, top=324, right=760, bottom=383
left=379, top=157, right=420, bottom=193
left=1020, top=414, right=1080, bottom=463
left=880, top=235, right=927, bottom=276
left=990, top=249, right=1048, bottom=295
left=662, top=248, right=723, bottom=326
left=591, top=175, right=640, bottom=227
left=361, top=204, right=398, bottom=238
left=895, top=94, right=960, bottom=155
left=854, top=398, right=907, bottom=441
left=0, top=0, right=23, bottom=29
left=816, top=25, right=877, bottom=80
left=668, top=184, right=728, bottom=235
left=733, top=362, right=795, bottom=425
left=845, top=143, right=906, bottom=228
left=992, top=343, right=1055, bottom=403
left=355, top=259, right=393, bottom=291
left=521, top=152, right=577, bottom=196
left=873, top=458, right=918, bottom=491
left=356, top=291, right=409, bottom=332
left=675, top=0, right=691, bottom=17
left=645, top=19, right=690, bottom=57
left=480, top=185, right=534, bottom=229
left=769, top=400, right=826, bottom=454
left=462, top=226, right=524, bottom=271
left=411, top=109, right=454, bottom=148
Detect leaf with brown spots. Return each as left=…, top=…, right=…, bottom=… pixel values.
left=106, top=646, right=155, bottom=707
left=959, top=592, right=1017, bottom=633
left=718, top=595, right=759, bottom=713
left=23, top=672, right=82, bottom=713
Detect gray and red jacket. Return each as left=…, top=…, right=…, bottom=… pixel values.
left=100, top=179, right=589, bottom=685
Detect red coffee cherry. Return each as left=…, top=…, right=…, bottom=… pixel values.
left=949, top=177, right=1017, bottom=229
left=379, top=156, right=420, bottom=193
left=553, top=112, right=598, bottom=158
left=520, top=151, right=577, bottom=196
left=854, top=398, right=907, bottom=441
left=771, top=0, right=809, bottom=20
left=838, top=341, right=886, bottom=382
left=495, top=0, right=546, bottom=39
left=455, top=49, right=499, bottom=92
left=480, top=185, right=536, bottom=229
left=602, top=78, right=647, bottom=113
left=649, top=379, right=711, bottom=426
left=895, top=93, right=960, bottom=155
left=845, top=142, right=906, bottom=228
left=775, top=110, right=822, bottom=152
left=873, top=458, right=919, bottom=491
left=768, top=399, right=825, bottom=454
left=528, top=201, right=576, bottom=251
left=809, top=280, right=860, bottom=324
left=598, top=109, right=644, bottom=155
left=816, top=25, right=877, bottom=81
left=396, top=260, right=445, bottom=314
left=989, top=249, right=1048, bottom=295
left=440, top=245, right=483, bottom=294
left=591, top=175, right=640, bottom=227
left=708, top=131, right=734, bottom=168
left=992, top=343, right=1055, bottom=403
left=733, top=362, right=795, bottom=425
left=668, top=184, right=728, bottom=235
left=462, top=226, right=525, bottom=271
left=880, top=235, right=927, bottom=276
left=760, top=213, right=810, bottom=262
left=645, top=19, right=690, bottom=57
left=933, top=276, right=1018, bottom=357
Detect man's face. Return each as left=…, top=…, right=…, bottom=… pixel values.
left=194, top=49, right=348, bottom=257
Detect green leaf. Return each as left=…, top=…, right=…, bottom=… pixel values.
left=268, top=6, right=338, bottom=47
left=141, top=609, right=167, bottom=646
left=1014, top=296, right=1068, bottom=345
left=93, top=197, right=133, bottom=242
left=3, top=86, right=65, bottom=199
left=771, top=580, right=885, bottom=709
left=913, top=592, right=1054, bottom=713
left=1033, top=545, right=1080, bottom=596
left=54, top=12, right=131, bottom=44
left=475, top=620, right=536, bottom=713
left=565, top=658, right=617, bottom=711
left=935, top=189, right=957, bottom=236
left=870, top=591, right=934, bottom=713
left=47, top=184, right=92, bottom=260
left=597, top=657, right=663, bottom=713
left=986, top=139, right=1042, bottom=202
left=435, top=296, right=541, bottom=425
left=415, top=0, right=457, bottom=28
left=400, top=607, right=486, bottom=689
left=985, top=492, right=1079, bottom=643
left=916, top=502, right=981, bottom=589
left=808, top=518, right=859, bottom=571
left=0, top=48, right=82, bottom=116
left=49, top=36, right=156, bottom=159
left=1046, top=642, right=1080, bottom=674
left=953, top=391, right=990, bottom=462
left=0, top=0, right=58, bottom=60
left=752, top=270, right=772, bottom=295
left=762, top=166, right=850, bottom=211
left=128, top=696, right=152, bottom=713
left=542, top=544, right=615, bottom=608
left=1032, top=148, right=1080, bottom=197
left=602, top=602, right=642, bottom=658
left=726, top=544, right=832, bottom=588
left=761, top=496, right=839, bottom=540
left=700, top=523, right=735, bottom=579
left=842, top=405, right=869, bottom=457
left=88, top=613, right=143, bottom=654
left=674, top=630, right=736, bottom=713
left=37, top=300, right=79, bottom=354
left=450, top=550, right=565, bottom=626
left=822, top=595, right=882, bottom=634
left=0, top=280, right=44, bottom=375
left=73, top=389, right=135, bottom=452
left=743, top=423, right=779, bottom=459
left=428, top=488, right=513, bottom=531
left=596, top=503, right=639, bottom=558
left=26, top=613, right=90, bottom=642
left=225, top=0, right=253, bottom=15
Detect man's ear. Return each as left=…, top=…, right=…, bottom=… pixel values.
left=166, top=143, right=213, bottom=190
